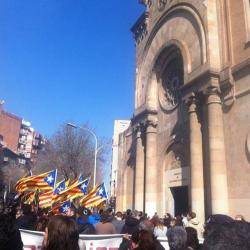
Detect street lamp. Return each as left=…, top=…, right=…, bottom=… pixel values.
left=66, top=122, right=98, bottom=187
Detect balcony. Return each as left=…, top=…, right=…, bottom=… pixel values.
left=19, top=138, right=27, bottom=144
left=25, top=153, right=31, bottom=158
left=18, top=149, right=26, bottom=156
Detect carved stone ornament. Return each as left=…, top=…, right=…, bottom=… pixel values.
left=159, top=76, right=180, bottom=112
left=139, top=0, right=152, bottom=8
left=157, top=0, right=167, bottom=10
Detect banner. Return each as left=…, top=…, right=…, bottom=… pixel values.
left=20, top=229, right=170, bottom=250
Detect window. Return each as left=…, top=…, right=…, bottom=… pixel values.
left=243, top=0, right=250, bottom=42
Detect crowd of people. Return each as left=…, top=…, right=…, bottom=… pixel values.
left=1, top=198, right=250, bottom=250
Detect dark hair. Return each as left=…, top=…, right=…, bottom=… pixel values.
left=167, top=226, right=187, bottom=250
left=0, top=213, right=23, bottom=250
left=137, top=230, right=160, bottom=250
left=116, top=211, right=123, bottom=218
left=45, top=215, right=79, bottom=250
left=36, top=217, right=48, bottom=232
left=107, top=207, right=113, bottom=215
left=126, top=209, right=132, bottom=216
left=22, top=204, right=32, bottom=215
left=100, top=211, right=112, bottom=223
left=185, top=227, right=199, bottom=249
left=203, top=220, right=250, bottom=250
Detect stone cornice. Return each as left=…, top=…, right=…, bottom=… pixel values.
left=231, top=58, right=250, bottom=78
left=131, top=12, right=149, bottom=44
left=131, top=107, right=157, bottom=126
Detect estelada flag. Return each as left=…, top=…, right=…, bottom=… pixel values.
left=15, top=174, right=33, bottom=192
left=16, top=170, right=57, bottom=193
left=80, top=183, right=108, bottom=208
left=66, top=177, right=90, bottom=201
left=39, top=179, right=69, bottom=208
left=52, top=177, right=89, bottom=205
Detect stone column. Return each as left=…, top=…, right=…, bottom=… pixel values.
left=188, top=94, right=205, bottom=222
left=206, top=87, right=229, bottom=214
left=135, top=125, right=145, bottom=211
left=145, top=119, right=158, bottom=217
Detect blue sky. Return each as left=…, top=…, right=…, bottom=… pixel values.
left=0, top=1, right=144, bottom=140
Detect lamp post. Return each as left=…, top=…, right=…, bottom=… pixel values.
left=67, top=123, right=98, bottom=187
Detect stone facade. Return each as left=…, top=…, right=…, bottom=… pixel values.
left=116, top=0, right=250, bottom=221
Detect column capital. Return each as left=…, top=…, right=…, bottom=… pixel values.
left=134, top=123, right=142, bottom=138
left=204, top=86, right=222, bottom=105
left=185, top=93, right=199, bottom=114
left=145, top=119, right=158, bottom=133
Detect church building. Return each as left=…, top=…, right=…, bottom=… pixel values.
left=116, top=0, right=250, bottom=222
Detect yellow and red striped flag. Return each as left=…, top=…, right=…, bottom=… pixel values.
left=80, top=183, right=108, bottom=208
left=52, top=177, right=90, bottom=204
left=38, top=179, right=69, bottom=208
left=22, top=191, right=35, bottom=205
left=66, top=177, right=90, bottom=201
left=15, top=170, right=57, bottom=193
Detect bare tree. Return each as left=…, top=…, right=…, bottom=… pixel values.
left=33, top=123, right=109, bottom=183
left=0, top=161, right=27, bottom=192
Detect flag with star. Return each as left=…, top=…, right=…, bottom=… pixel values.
left=15, top=170, right=57, bottom=193
left=51, top=199, right=71, bottom=215
left=39, top=179, right=69, bottom=208
left=54, top=179, right=69, bottom=195
left=66, top=177, right=90, bottom=201
left=51, top=177, right=88, bottom=205
left=59, top=200, right=71, bottom=214
left=80, top=183, right=108, bottom=208
left=15, top=174, right=33, bottom=193
left=70, top=173, right=85, bottom=186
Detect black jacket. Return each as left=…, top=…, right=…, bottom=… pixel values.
left=78, top=223, right=96, bottom=235
left=121, top=216, right=139, bottom=235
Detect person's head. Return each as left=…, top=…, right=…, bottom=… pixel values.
left=0, top=213, right=23, bottom=250
left=66, top=205, right=76, bottom=217
left=187, top=211, right=196, bottom=220
left=22, top=204, right=32, bottom=216
left=167, top=226, right=187, bottom=250
left=107, top=207, right=113, bottom=216
left=132, top=210, right=141, bottom=220
left=44, top=215, right=79, bottom=250
left=175, top=216, right=184, bottom=226
left=185, top=227, right=199, bottom=249
left=126, top=209, right=132, bottom=216
left=151, top=216, right=164, bottom=229
left=139, top=218, right=154, bottom=232
left=235, top=214, right=245, bottom=221
left=138, top=230, right=155, bottom=250
left=100, top=211, right=112, bottom=223
left=203, top=220, right=250, bottom=250
left=170, top=218, right=177, bottom=227
left=115, top=211, right=123, bottom=220
left=138, top=211, right=143, bottom=218
left=36, top=217, right=48, bottom=232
